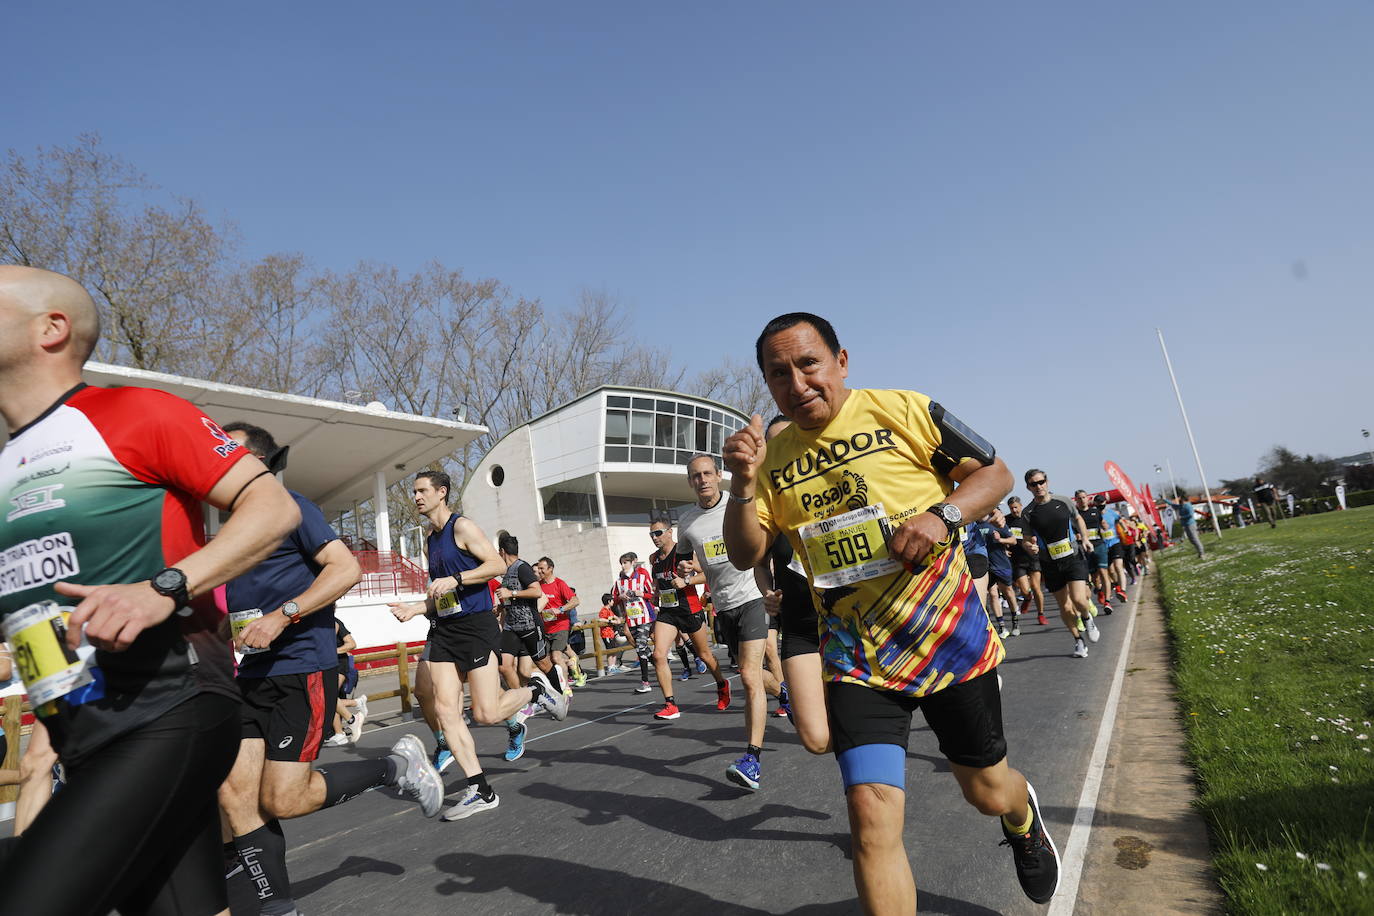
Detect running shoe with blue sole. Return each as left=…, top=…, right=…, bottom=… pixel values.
left=726, top=752, right=761, bottom=791
left=432, top=747, right=454, bottom=774
left=504, top=721, right=527, bottom=761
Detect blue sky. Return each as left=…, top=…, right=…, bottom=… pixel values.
left=7, top=2, right=1372, bottom=495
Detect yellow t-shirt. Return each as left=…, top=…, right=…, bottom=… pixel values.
left=754, top=388, right=1003, bottom=697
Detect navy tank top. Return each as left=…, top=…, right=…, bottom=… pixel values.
left=426, top=513, right=493, bottom=618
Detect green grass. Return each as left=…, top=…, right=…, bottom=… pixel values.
left=1156, top=507, right=1374, bottom=915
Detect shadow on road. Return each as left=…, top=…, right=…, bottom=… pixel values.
left=432, top=852, right=1003, bottom=915
left=519, top=782, right=846, bottom=849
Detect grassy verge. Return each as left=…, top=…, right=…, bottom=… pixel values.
left=1156, top=507, right=1374, bottom=914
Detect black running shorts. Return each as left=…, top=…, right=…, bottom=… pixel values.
left=780, top=628, right=821, bottom=659
left=1107, top=542, right=1124, bottom=562
left=1042, top=553, right=1090, bottom=593
left=428, top=611, right=501, bottom=670
left=0, top=693, right=238, bottom=916
left=715, top=598, right=768, bottom=655
left=828, top=670, right=1007, bottom=769
left=507, top=625, right=549, bottom=661
left=966, top=553, right=989, bottom=580
left=239, top=669, right=335, bottom=763
left=1012, top=554, right=1041, bottom=577
left=655, top=606, right=706, bottom=635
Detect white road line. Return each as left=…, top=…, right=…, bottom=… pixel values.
left=1046, top=582, right=1143, bottom=916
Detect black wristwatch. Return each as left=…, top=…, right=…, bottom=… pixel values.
left=925, top=502, right=962, bottom=535
left=151, top=567, right=191, bottom=607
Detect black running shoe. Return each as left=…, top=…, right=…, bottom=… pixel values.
left=1000, top=781, right=1060, bottom=904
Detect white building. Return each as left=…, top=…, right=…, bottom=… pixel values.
left=460, top=387, right=749, bottom=604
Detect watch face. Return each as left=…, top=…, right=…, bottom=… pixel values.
left=154, top=568, right=186, bottom=592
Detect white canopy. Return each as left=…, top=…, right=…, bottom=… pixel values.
left=83, top=362, right=488, bottom=520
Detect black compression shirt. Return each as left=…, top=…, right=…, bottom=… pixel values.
left=1005, top=511, right=1035, bottom=561
left=1024, top=495, right=1081, bottom=548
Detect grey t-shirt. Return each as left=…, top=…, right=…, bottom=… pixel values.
left=676, top=494, right=762, bottom=612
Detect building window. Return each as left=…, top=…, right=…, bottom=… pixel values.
left=542, top=478, right=600, bottom=525
left=602, top=393, right=746, bottom=466
left=630, top=412, right=653, bottom=445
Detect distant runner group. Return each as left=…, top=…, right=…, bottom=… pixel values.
left=0, top=266, right=1175, bottom=916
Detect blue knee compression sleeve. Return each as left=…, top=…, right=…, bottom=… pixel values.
left=836, top=743, right=906, bottom=790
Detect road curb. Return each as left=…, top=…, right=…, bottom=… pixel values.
left=1071, top=575, right=1225, bottom=915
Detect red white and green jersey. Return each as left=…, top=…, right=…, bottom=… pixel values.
left=0, top=383, right=249, bottom=762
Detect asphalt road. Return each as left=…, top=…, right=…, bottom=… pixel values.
left=230, top=584, right=1137, bottom=916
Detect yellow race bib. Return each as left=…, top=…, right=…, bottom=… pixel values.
left=4, top=600, right=93, bottom=706
left=435, top=590, right=461, bottom=617
left=1047, top=537, right=1074, bottom=560
left=800, top=503, right=900, bottom=589
left=701, top=538, right=730, bottom=565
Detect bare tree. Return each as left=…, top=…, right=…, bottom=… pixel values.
left=690, top=354, right=772, bottom=419
left=0, top=134, right=235, bottom=372
left=204, top=253, right=336, bottom=395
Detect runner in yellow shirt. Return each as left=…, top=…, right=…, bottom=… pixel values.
left=721, top=312, right=1059, bottom=914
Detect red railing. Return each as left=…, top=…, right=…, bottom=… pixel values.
left=347, top=550, right=429, bottom=598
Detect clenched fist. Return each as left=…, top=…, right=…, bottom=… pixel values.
left=722, top=414, right=768, bottom=492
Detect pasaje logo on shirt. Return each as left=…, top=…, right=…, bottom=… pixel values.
left=768, top=428, right=897, bottom=491
left=800, top=469, right=870, bottom=516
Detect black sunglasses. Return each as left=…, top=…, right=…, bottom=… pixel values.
left=1028, top=479, right=1048, bottom=487
left=650, top=530, right=668, bottom=537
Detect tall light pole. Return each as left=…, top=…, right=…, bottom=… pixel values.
left=1157, top=329, right=1222, bottom=537
left=1363, top=429, right=1373, bottom=468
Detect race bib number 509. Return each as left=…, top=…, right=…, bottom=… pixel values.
left=800, top=503, right=900, bottom=589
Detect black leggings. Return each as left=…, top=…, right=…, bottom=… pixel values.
left=0, top=692, right=239, bottom=916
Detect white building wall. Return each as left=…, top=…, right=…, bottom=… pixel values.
left=462, top=426, right=542, bottom=547
left=530, top=393, right=603, bottom=488
left=335, top=593, right=429, bottom=649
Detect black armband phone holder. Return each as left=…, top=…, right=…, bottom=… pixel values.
left=929, top=402, right=996, bottom=476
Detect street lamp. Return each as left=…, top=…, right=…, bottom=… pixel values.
left=1363, top=429, right=1373, bottom=467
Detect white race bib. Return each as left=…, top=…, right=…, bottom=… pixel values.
left=229, top=608, right=269, bottom=654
